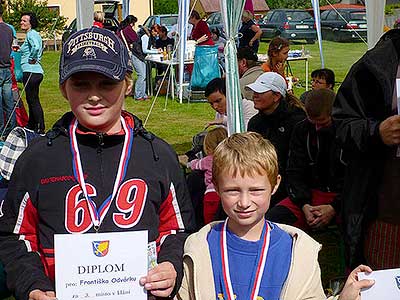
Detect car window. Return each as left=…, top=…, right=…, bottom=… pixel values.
left=270, top=11, right=285, bottom=22
left=207, top=14, right=215, bottom=24
left=320, top=10, right=329, bottom=20
left=215, top=13, right=221, bottom=23
left=160, top=16, right=178, bottom=27
left=102, top=4, right=116, bottom=14
left=350, top=12, right=366, bottom=21
left=287, top=11, right=312, bottom=21
left=143, top=17, right=153, bottom=28
left=263, top=11, right=273, bottom=22
left=69, top=19, right=77, bottom=30
left=327, top=11, right=338, bottom=20
left=104, top=18, right=118, bottom=27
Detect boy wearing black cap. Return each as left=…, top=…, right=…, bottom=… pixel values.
left=237, top=46, right=264, bottom=101
left=0, top=27, right=195, bottom=300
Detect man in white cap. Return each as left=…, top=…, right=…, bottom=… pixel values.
left=246, top=72, right=305, bottom=205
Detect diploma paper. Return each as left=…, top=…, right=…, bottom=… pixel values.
left=55, top=231, right=148, bottom=300
left=359, top=268, right=400, bottom=300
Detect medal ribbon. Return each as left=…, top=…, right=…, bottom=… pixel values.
left=220, top=218, right=270, bottom=300
left=69, top=117, right=133, bottom=229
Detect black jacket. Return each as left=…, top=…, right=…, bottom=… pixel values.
left=333, top=29, right=400, bottom=268
left=247, top=100, right=305, bottom=204
left=286, top=119, right=345, bottom=212
left=0, top=112, right=195, bottom=300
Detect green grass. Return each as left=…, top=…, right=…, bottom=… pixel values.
left=3, top=39, right=367, bottom=299
left=37, top=40, right=367, bottom=156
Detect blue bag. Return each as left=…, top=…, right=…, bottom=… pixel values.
left=11, top=51, right=22, bottom=82
left=190, top=45, right=220, bottom=90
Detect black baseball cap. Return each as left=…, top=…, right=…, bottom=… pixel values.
left=237, top=46, right=258, bottom=62
left=59, top=27, right=133, bottom=84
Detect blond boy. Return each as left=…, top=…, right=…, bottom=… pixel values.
left=178, top=132, right=325, bottom=300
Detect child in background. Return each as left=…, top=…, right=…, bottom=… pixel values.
left=187, top=127, right=227, bottom=224
left=93, top=11, right=105, bottom=28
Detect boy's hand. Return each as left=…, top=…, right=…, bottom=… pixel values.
left=140, top=261, right=177, bottom=298
left=339, top=264, right=374, bottom=300
left=29, top=290, right=56, bottom=300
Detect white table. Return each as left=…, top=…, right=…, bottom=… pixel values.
left=286, top=56, right=310, bottom=91
left=145, top=56, right=194, bottom=104
left=257, top=54, right=310, bottom=90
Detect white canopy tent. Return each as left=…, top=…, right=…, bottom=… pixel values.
left=74, top=0, right=388, bottom=134
left=365, top=0, right=386, bottom=49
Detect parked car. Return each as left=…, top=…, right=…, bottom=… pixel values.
left=320, top=8, right=367, bottom=42
left=206, top=12, right=225, bottom=35
left=259, top=9, right=317, bottom=44
left=61, top=0, right=119, bottom=45
left=141, top=14, right=178, bottom=33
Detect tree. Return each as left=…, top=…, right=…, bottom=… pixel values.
left=267, top=0, right=341, bottom=10
left=154, top=0, right=178, bottom=14
left=4, top=0, right=67, bottom=37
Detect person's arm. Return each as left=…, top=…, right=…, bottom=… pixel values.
left=187, top=156, right=211, bottom=172
left=249, top=24, right=262, bottom=47
left=0, top=149, right=54, bottom=300
left=140, top=143, right=195, bottom=298
left=195, top=21, right=212, bottom=44
left=141, top=35, right=159, bottom=54
left=286, top=122, right=313, bottom=208
left=333, top=61, right=392, bottom=155
left=27, top=31, right=42, bottom=63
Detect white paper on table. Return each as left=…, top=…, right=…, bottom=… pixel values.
left=55, top=231, right=148, bottom=300
left=359, top=268, right=400, bottom=300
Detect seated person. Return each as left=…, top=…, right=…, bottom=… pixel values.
left=187, top=127, right=228, bottom=225
left=261, top=37, right=290, bottom=78
left=178, top=132, right=374, bottom=300
left=205, top=77, right=258, bottom=129
left=211, top=28, right=226, bottom=69
left=237, top=46, right=264, bottom=101
left=155, top=25, right=174, bottom=50
left=154, top=25, right=175, bottom=82
left=246, top=72, right=305, bottom=205
left=266, top=89, right=344, bottom=230
left=300, top=68, right=335, bottom=103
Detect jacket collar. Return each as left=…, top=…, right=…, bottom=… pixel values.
left=182, top=222, right=323, bottom=300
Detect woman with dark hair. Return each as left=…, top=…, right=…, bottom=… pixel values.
left=239, top=10, right=262, bottom=53
left=261, top=36, right=290, bottom=78
left=117, top=15, right=151, bottom=101
left=189, top=10, right=214, bottom=46
left=117, top=15, right=138, bottom=51
left=20, top=12, right=44, bottom=133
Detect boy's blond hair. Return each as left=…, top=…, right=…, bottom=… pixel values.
left=212, top=132, right=279, bottom=186
left=203, top=127, right=228, bottom=156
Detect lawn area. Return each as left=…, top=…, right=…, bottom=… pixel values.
left=38, top=40, right=367, bottom=155
left=0, top=40, right=367, bottom=300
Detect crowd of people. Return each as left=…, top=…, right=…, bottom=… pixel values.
left=0, top=5, right=397, bottom=300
